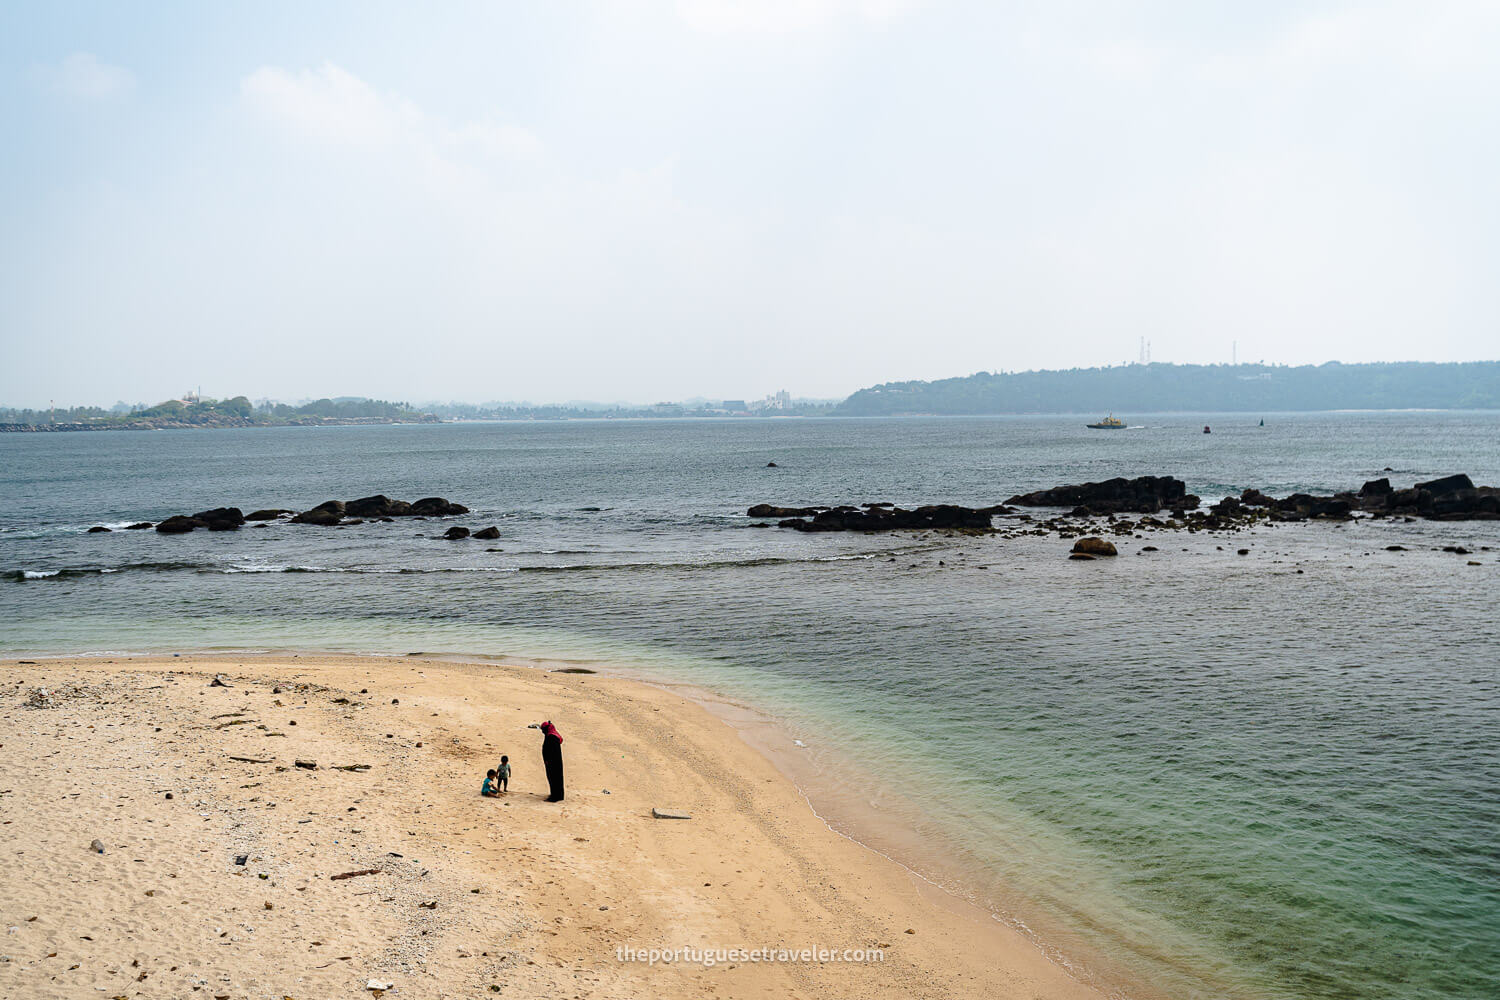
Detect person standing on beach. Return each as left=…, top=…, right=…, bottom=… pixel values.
left=537, top=720, right=564, bottom=801
left=495, top=754, right=510, bottom=794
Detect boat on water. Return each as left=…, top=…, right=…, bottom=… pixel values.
left=1087, top=415, right=1126, bottom=429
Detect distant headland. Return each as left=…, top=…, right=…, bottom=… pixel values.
left=5, top=361, right=1499, bottom=431
left=834, top=360, right=1500, bottom=416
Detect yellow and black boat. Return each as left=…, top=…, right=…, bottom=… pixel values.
left=1086, top=415, right=1126, bottom=429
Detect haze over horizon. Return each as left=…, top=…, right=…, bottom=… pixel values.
left=5, top=1, right=1500, bottom=409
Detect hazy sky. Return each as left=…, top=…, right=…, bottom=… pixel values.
left=3, top=1, right=1498, bottom=408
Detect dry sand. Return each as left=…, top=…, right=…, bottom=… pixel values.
left=0, top=654, right=1105, bottom=1000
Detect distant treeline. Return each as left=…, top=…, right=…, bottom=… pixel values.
left=0, top=395, right=435, bottom=430
left=836, top=361, right=1500, bottom=416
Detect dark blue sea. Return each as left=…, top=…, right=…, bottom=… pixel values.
left=2, top=412, right=1498, bottom=1000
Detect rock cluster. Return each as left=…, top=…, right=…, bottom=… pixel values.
left=770, top=504, right=1001, bottom=533
left=139, top=496, right=470, bottom=534
left=1256, top=475, right=1498, bottom=522
left=1006, top=476, right=1198, bottom=515
left=749, top=472, right=1498, bottom=539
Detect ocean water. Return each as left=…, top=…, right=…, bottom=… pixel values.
left=2, top=412, right=1498, bottom=999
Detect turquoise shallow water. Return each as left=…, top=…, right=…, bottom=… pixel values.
left=1, top=413, right=1498, bottom=999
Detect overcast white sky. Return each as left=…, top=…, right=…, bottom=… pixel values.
left=3, top=1, right=1498, bottom=408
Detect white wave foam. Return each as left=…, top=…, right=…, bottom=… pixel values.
left=22, top=569, right=61, bottom=579
left=222, top=564, right=336, bottom=574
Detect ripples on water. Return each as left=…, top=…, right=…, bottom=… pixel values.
left=1, top=413, right=1498, bottom=1000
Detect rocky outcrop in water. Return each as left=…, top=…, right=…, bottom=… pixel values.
left=747, top=504, right=820, bottom=518
left=1006, top=476, right=1198, bottom=515
left=1261, top=474, right=1499, bottom=521
left=288, top=495, right=468, bottom=526
left=120, top=495, right=471, bottom=534
left=777, top=504, right=994, bottom=532
left=343, top=495, right=409, bottom=518
left=191, top=507, right=245, bottom=531
left=746, top=472, right=1498, bottom=542
left=289, top=508, right=342, bottom=526
left=155, top=515, right=205, bottom=533
left=409, top=497, right=469, bottom=516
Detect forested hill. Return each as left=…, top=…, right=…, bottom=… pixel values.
left=835, top=361, right=1500, bottom=416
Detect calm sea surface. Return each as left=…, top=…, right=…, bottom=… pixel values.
left=2, top=413, right=1498, bottom=999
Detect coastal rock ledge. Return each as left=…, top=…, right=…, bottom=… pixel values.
left=143, top=495, right=470, bottom=533
left=752, top=503, right=1003, bottom=532
left=1007, top=476, right=1198, bottom=515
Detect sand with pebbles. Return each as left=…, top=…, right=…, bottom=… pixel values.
left=0, top=654, right=1103, bottom=1000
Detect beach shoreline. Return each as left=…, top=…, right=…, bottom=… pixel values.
left=0, top=652, right=1110, bottom=1000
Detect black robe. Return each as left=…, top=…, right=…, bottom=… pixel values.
left=542, top=732, right=564, bottom=801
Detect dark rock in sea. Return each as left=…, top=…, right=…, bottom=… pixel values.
left=410, top=497, right=469, bottom=516
left=1068, top=552, right=1096, bottom=560
left=1071, top=537, right=1118, bottom=557
left=192, top=507, right=246, bottom=527
left=779, top=504, right=992, bottom=533
left=344, top=495, right=412, bottom=518
left=124, top=522, right=153, bottom=530
left=1416, top=474, right=1475, bottom=495
left=342, top=518, right=365, bottom=526
left=1007, top=476, right=1196, bottom=514
left=472, top=526, right=501, bottom=540
left=290, top=508, right=342, bottom=526
left=155, top=515, right=206, bottom=533
left=87, top=525, right=111, bottom=533
left=244, top=509, right=290, bottom=521
left=310, top=500, right=346, bottom=516
left=443, top=526, right=471, bottom=540
left=1360, top=478, right=1393, bottom=497
left=1386, top=545, right=1406, bottom=551
left=748, top=504, right=821, bottom=518
left=766, top=462, right=778, bottom=467
left=1237, top=548, right=1250, bottom=555
left=1240, top=489, right=1276, bottom=507
left=206, top=519, right=241, bottom=531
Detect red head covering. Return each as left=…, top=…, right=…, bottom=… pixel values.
left=540, top=721, right=562, bottom=743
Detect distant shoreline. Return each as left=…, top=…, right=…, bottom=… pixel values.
left=0, top=415, right=443, bottom=433
left=8, top=407, right=1500, bottom=433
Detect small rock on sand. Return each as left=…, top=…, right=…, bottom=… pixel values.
left=89, top=839, right=105, bottom=854
left=652, top=808, right=692, bottom=820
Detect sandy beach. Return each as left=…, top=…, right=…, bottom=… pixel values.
left=0, top=654, right=1102, bottom=1000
